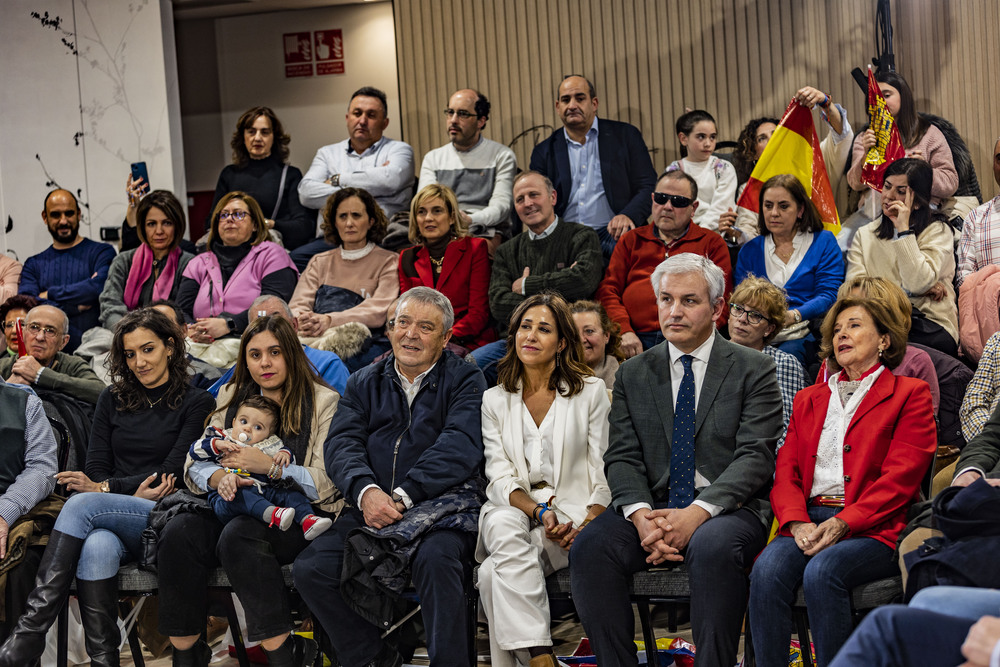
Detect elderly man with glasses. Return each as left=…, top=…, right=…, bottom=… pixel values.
left=416, top=89, right=518, bottom=256
left=597, top=170, right=733, bottom=358
left=0, top=305, right=105, bottom=404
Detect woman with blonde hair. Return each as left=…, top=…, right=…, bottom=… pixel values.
left=398, top=183, right=494, bottom=350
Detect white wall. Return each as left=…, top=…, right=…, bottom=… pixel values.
left=179, top=2, right=400, bottom=193
left=0, top=0, right=184, bottom=262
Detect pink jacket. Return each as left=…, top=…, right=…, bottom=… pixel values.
left=958, top=265, right=1000, bottom=363
left=182, top=241, right=297, bottom=319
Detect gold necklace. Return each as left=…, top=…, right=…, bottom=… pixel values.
left=429, top=256, right=444, bottom=272
left=146, top=393, right=165, bottom=408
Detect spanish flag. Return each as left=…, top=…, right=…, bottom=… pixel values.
left=861, top=66, right=906, bottom=191
left=736, top=99, right=840, bottom=234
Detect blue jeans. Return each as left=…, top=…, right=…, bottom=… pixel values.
left=594, top=225, right=617, bottom=266
left=635, top=330, right=664, bottom=351
left=54, top=492, right=155, bottom=581
left=470, top=340, right=507, bottom=387
left=775, top=333, right=816, bottom=366
left=749, top=506, right=897, bottom=667
left=909, top=586, right=1000, bottom=620
left=829, top=604, right=972, bottom=667
left=210, top=486, right=314, bottom=526
left=289, top=237, right=336, bottom=274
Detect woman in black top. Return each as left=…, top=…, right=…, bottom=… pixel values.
left=0, top=308, right=213, bottom=667
left=210, top=106, right=315, bottom=250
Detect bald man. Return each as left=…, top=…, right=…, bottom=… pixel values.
left=417, top=89, right=517, bottom=252
left=0, top=305, right=106, bottom=404
left=19, top=189, right=115, bottom=352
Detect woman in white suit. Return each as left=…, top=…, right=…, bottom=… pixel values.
left=477, top=292, right=612, bottom=667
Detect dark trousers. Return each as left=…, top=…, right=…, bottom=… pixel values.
left=209, top=486, right=314, bottom=526
left=294, top=509, right=475, bottom=667
left=290, top=238, right=336, bottom=274
left=0, top=545, right=43, bottom=642
left=829, top=605, right=971, bottom=667
left=570, top=507, right=766, bottom=667
left=157, top=512, right=308, bottom=642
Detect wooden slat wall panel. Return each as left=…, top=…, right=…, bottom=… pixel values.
left=394, top=0, right=1000, bottom=201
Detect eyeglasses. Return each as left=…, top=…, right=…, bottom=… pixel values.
left=219, top=210, right=249, bottom=221
left=443, top=109, right=477, bottom=119
left=729, top=303, right=771, bottom=326
left=652, top=192, right=694, bottom=208
left=27, top=323, right=60, bottom=339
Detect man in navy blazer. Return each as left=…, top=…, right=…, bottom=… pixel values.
left=529, top=75, right=656, bottom=260
left=571, top=253, right=783, bottom=667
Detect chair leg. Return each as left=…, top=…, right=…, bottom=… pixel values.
left=467, top=588, right=478, bottom=667
left=120, top=600, right=145, bottom=667
left=635, top=600, right=659, bottom=665
left=216, top=591, right=251, bottom=667
left=794, top=609, right=813, bottom=667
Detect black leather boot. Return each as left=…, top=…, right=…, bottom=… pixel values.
left=261, top=633, right=318, bottom=667
left=171, top=638, right=212, bottom=667
left=0, top=530, right=85, bottom=667
left=76, top=577, right=121, bottom=667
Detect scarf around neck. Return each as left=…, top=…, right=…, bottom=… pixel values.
left=123, top=245, right=181, bottom=309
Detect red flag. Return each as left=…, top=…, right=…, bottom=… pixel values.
left=860, top=66, right=906, bottom=190
left=737, top=99, right=840, bottom=233
left=14, top=318, right=27, bottom=357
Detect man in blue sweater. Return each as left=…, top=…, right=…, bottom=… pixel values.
left=19, top=190, right=115, bottom=352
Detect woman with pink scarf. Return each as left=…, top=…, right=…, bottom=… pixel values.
left=99, top=190, right=194, bottom=329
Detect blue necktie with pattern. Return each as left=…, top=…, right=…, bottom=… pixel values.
left=668, top=354, right=696, bottom=508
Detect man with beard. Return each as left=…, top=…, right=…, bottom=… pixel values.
left=19, top=190, right=115, bottom=352
left=417, top=89, right=517, bottom=255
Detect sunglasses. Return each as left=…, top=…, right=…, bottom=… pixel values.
left=652, top=192, right=694, bottom=208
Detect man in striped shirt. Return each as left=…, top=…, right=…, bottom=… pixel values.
left=957, top=137, right=1000, bottom=285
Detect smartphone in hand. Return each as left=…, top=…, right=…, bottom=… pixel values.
left=130, top=162, right=150, bottom=195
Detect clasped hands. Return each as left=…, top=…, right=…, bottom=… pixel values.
left=632, top=505, right=710, bottom=565
left=788, top=517, right=849, bottom=556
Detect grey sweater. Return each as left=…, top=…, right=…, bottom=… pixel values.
left=99, top=248, right=194, bottom=329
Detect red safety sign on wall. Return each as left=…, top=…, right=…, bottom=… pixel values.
left=314, top=29, right=346, bottom=76
left=283, top=31, right=313, bottom=77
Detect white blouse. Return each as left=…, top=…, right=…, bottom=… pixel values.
left=764, top=231, right=814, bottom=288
left=521, top=402, right=555, bottom=488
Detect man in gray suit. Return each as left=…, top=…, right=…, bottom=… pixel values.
left=571, top=253, right=783, bottom=667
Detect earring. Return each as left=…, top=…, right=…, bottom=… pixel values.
left=877, top=345, right=884, bottom=357
left=555, top=354, right=561, bottom=368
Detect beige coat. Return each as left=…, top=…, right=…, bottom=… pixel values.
left=184, top=381, right=343, bottom=514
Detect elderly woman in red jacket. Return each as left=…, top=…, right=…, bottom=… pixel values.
left=398, top=184, right=495, bottom=350
left=749, top=296, right=936, bottom=667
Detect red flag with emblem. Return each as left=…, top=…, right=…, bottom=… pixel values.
left=860, top=66, right=906, bottom=191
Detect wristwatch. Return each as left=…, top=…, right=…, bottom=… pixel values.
left=100, top=480, right=110, bottom=493
left=224, top=316, right=236, bottom=334
left=391, top=491, right=404, bottom=507
left=328, top=174, right=340, bottom=187
left=792, top=310, right=802, bottom=323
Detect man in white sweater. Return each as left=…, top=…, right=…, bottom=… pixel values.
left=418, top=89, right=517, bottom=254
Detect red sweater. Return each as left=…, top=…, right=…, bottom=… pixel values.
left=597, top=223, right=732, bottom=335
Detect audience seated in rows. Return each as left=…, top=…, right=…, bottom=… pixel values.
left=598, top=170, right=731, bottom=358
left=530, top=75, right=656, bottom=261
left=418, top=89, right=517, bottom=256
left=399, top=184, right=495, bottom=351
left=20, top=190, right=116, bottom=352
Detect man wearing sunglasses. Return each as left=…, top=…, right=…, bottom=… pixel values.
left=0, top=305, right=105, bottom=405
left=529, top=75, right=656, bottom=262
left=597, top=171, right=732, bottom=358
left=417, top=89, right=517, bottom=256
left=19, top=189, right=115, bottom=353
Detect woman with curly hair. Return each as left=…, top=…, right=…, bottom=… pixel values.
left=290, top=187, right=400, bottom=368
left=210, top=106, right=315, bottom=250
left=570, top=300, right=624, bottom=389
left=0, top=308, right=214, bottom=667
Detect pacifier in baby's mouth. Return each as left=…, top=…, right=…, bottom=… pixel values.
left=238, top=432, right=249, bottom=442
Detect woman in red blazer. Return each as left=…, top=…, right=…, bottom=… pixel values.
left=398, top=184, right=496, bottom=350
left=748, top=296, right=937, bottom=667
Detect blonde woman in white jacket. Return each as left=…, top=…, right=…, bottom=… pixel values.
left=477, top=292, right=611, bottom=667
